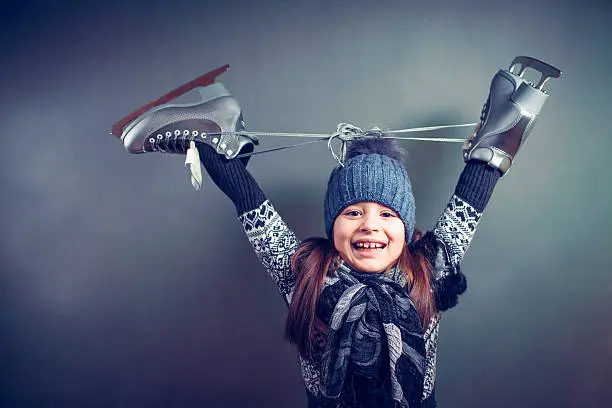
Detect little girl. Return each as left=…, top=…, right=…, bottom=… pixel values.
left=193, top=135, right=498, bottom=407
left=113, top=59, right=549, bottom=406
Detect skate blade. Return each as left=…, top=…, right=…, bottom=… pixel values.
left=111, top=64, right=230, bottom=139
left=508, top=56, right=562, bottom=90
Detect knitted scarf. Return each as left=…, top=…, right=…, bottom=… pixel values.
left=316, top=263, right=426, bottom=407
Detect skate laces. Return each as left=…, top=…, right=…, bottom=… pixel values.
left=184, top=121, right=476, bottom=190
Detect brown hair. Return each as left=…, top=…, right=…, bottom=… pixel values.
left=285, top=229, right=436, bottom=360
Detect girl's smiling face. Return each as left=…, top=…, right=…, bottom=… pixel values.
left=332, top=201, right=405, bottom=273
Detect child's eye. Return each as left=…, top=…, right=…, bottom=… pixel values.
left=344, top=210, right=361, bottom=216
left=381, top=211, right=396, bottom=218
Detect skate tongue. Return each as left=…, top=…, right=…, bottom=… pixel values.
left=185, top=141, right=203, bottom=190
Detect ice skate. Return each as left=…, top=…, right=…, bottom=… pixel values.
left=110, top=64, right=258, bottom=159
left=463, top=56, right=562, bottom=174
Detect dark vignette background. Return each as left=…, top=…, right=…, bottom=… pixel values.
left=1, top=0, right=611, bottom=407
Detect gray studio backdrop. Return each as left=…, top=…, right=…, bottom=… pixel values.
left=2, top=0, right=611, bottom=407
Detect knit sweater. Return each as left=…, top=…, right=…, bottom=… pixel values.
left=198, top=144, right=500, bottom=407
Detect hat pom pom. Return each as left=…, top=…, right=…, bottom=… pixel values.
left=345, top=135, right=406, bottom=162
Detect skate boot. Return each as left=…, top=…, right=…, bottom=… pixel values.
left=463, top=56, right=562, bottom=174
left=110, top=64, right=258, bottom=159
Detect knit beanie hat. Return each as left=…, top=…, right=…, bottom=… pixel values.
left=323, top=137, right=416, bottom=243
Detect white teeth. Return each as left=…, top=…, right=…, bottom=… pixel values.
left=354, top=242, right=384, bottom=249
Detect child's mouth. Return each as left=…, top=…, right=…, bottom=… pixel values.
left=352, top=241, right=387, bottom=250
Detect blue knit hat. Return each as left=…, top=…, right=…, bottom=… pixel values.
left=323, top=137, right=415, bottom=243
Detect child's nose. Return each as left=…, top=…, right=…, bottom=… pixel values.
left=359, top=213, right=380, bottom=232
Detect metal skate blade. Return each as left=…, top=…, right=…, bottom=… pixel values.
left=509, top=56, right=562, bottom=90
left=110, top=64, right=230, bottom=139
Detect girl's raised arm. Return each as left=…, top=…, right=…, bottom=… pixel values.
left=198, top=144, right=300, bottom=305
left=426, top=161, right=501, bottom=311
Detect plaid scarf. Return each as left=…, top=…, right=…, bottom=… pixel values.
left=316, top=263, right=426, bottom=407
